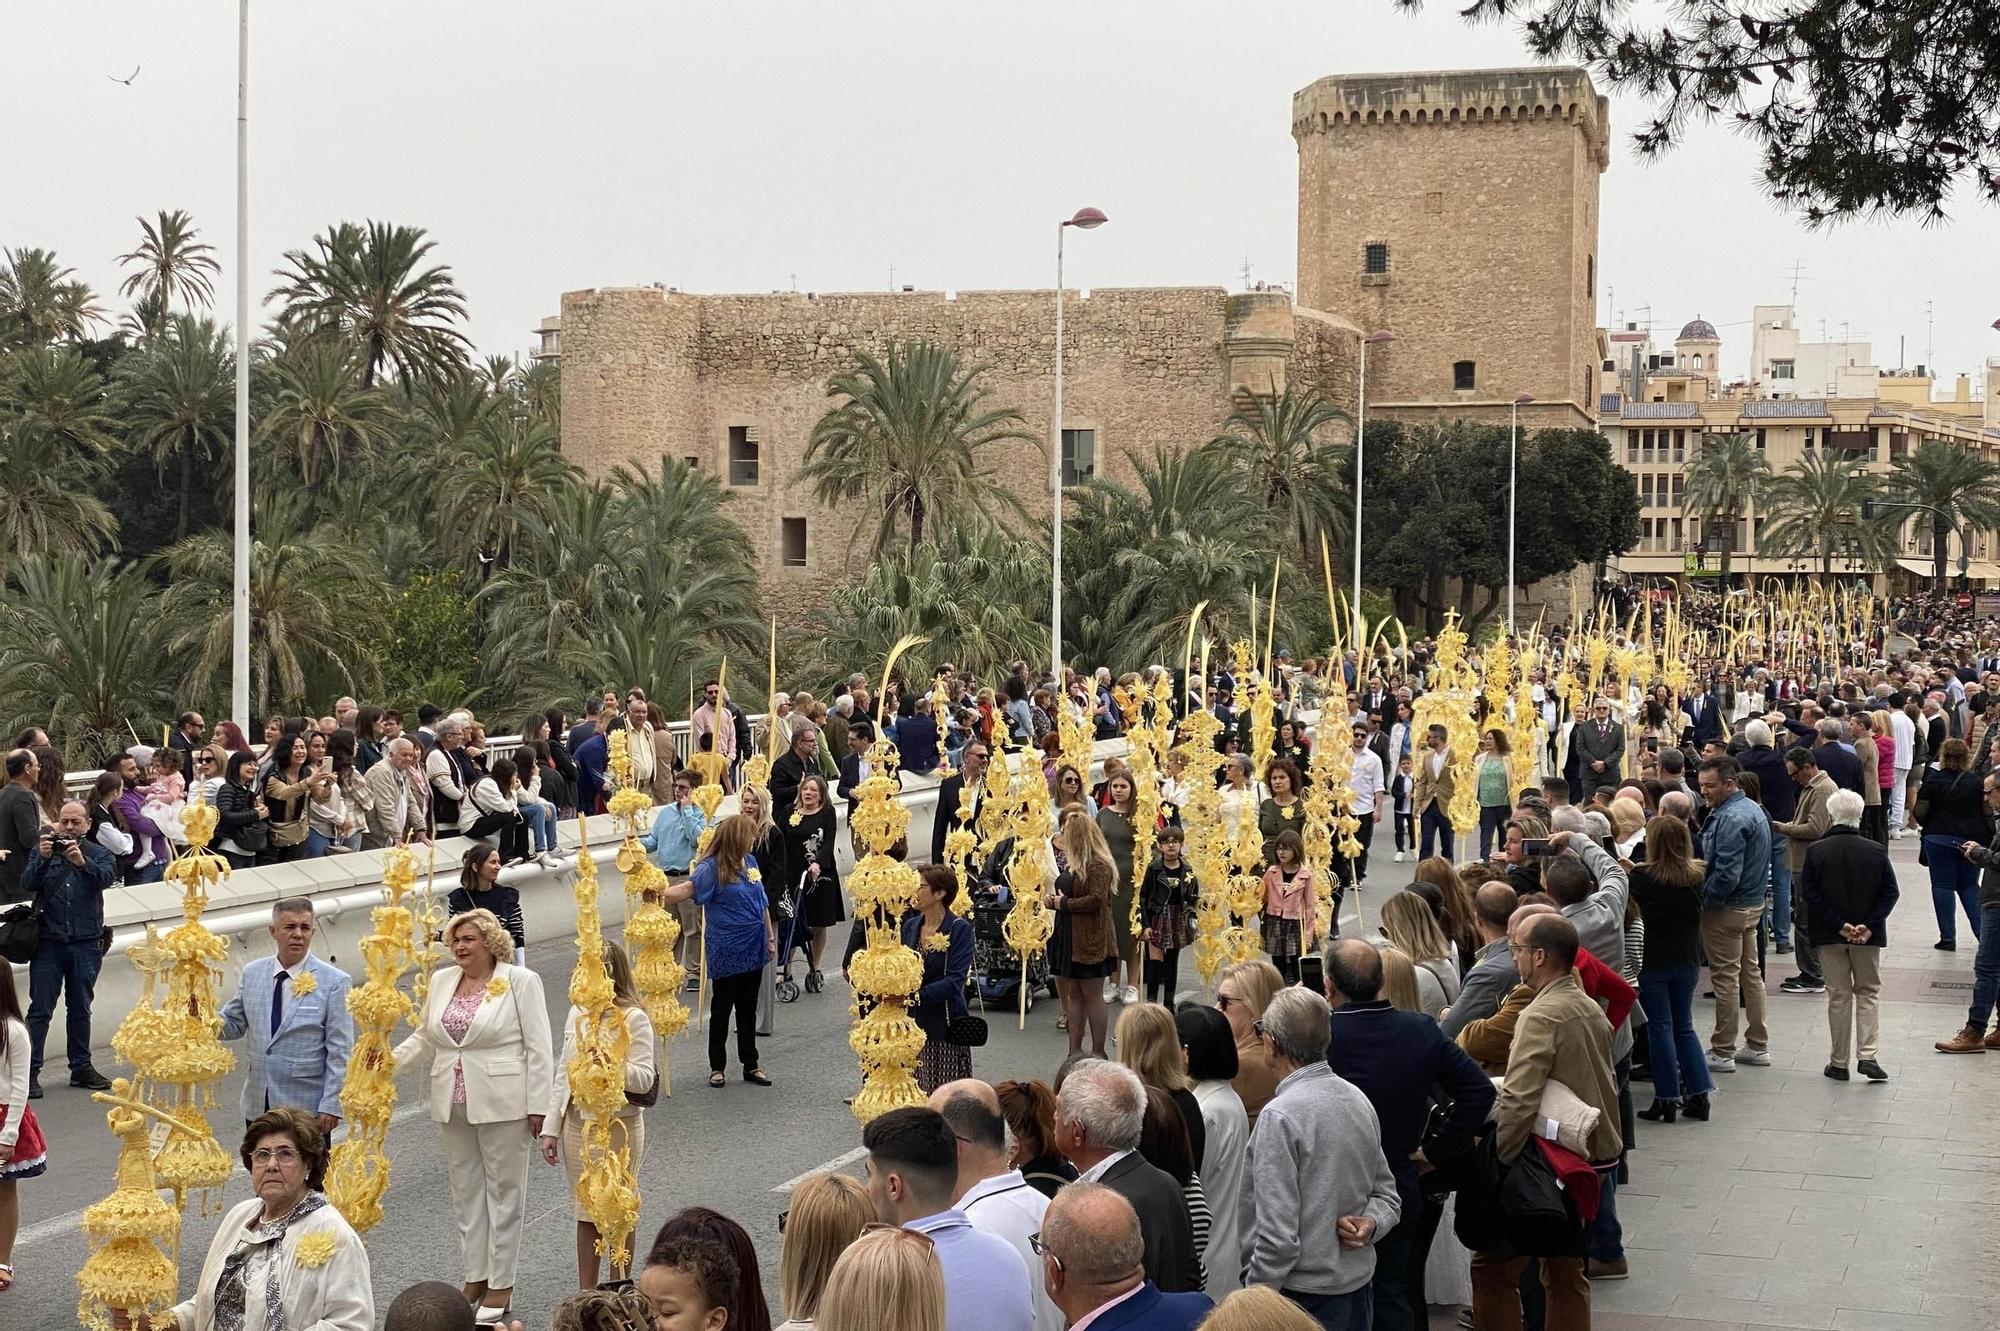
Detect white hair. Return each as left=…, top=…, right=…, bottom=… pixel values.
left=1827, top=788, right=1865, bottom=828
left=1260, top=987, right=1332, bottom=1065
left=1549, top=805, right=1592, bottom=835
left=1056, top=1060, right=1145, bottom=1152
left=1582, top=811, right=1612, bottom=841
left=1744, top=719, right=1773, bottom=747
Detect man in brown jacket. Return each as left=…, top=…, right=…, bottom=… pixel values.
left=1412, top=724, right=1457, bottom=860
left=1772, top=747, right=1837, bottom=994
left=1474, top=913, right=1621, bottom=1331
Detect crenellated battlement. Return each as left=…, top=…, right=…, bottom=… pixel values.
left=1292, top=67, right=1609, bottom=169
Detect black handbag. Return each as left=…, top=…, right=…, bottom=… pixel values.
left=946, top=1014, right=989, bottom=1048
left=626, top=1073, right=661, bottom=1109
left=0, top=901, right=40, bottom=965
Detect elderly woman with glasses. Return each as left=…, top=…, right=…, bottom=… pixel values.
left=161, top=1106, right=372, bottom=1331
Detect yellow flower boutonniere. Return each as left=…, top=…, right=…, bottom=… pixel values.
left=485, top=977, right=510, bottom=1001
left=1280, top=804, right=1297, bottom=821
left=747, top=867, right=762, bottom=883
left=788, top=811, right=802, bottom=827
left=286, top=969, right=318, bottom=998
left=924, top=930, right=951, bottom=953
left=293, top=1231, right=336, bottom=1269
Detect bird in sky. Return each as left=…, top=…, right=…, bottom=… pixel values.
left=108, top=65, right=140, bottom=85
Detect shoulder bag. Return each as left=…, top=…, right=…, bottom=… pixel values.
left=0, top=899, right=40, bottom=965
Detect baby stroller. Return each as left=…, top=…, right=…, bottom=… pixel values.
left=967, top=837, right=1052, bottom=1011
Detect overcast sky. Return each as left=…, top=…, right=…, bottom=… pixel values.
left=9, top=2, right=1997, bottom=392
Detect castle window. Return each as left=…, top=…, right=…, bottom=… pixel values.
left=728, top=425, right=759, bottom=486
left=1587, top=255, right=1595, bottom=297
left=682, top=455, right=699, bottom=470
left=1453, top=360, right=1476, bottom=391
left=782, top=517, right=808, bottom=568
left=1061, top=428, right=1096, bottom=486
left=1363, top=243, right=1389, bottom=275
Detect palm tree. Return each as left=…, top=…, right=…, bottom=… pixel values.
left=796, top=340, right=1039, bottom=563
left=1201, top=380, right=1354, bottom=558
left=478, top=482, right=627, bottom=671
left=0, top=420, right=119, bottom=581
left=115, top=314, right=233, bottom=541
left=434, top=410, right=577, bottom=575
left=258, top=337, right=386, bottom=490
left=0, top=247, right=105, bottom=348
left=116, top=209, right=220, bottom=341
left=1063, top=444, right=1280, bottom=669
left=0, top=343, right=121, bottom=459
left=1887, top=440, right=2000, bottom=586
left=158, top=491, right=387, bottom=712
left=1759, top=452, right=1894, bottom=578
left=270, top=220, right=471, bottom=389
left=0, top=556, right=179, bottom=766
left=1682, top=431, right=1771, bottom=582
left=516, top=357, right=560, bottom=431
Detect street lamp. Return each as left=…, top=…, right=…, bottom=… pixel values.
left=1353, top=329, right=1395, bottom=648
left=1507, top=393, right=1535, bottom=634
left=231, top=0, right=252, bottom=732
left=1050, top=206, right=1107, bottom=685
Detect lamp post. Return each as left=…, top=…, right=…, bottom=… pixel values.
left=1050, top=206, right=1107, bottom=685
left=1352, top=329, right=1394, bottom=648
left=1507, top=393, right=1535, bottom=634
left=230, top=0, right=252, bottom=733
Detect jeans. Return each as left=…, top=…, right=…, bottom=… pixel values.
left=1420, top=805, right=1455, bottom=860
left=1370, top=1196, right=1444, bottom=1331
left=1924, top=837, right=1983, bottom=944
left=128, top=861, right=165, bottom=884
left=464, top=810, right=528, bottom=864
left=1966, top=903, right=2000, bottom=1030
left=1280, top=1286, right=1372, bottom=1331
left=1479, top=804, right=1511, bottom=859
left=27, top=936, right=103, bottom=1079
left=1766, top=833, right=1792, bottom=941
left=1638, top=965, right=1715, bottom=1101
left=521, top=801, right=558, bottom=853
left=304, top=828, right=338, bottom=857
left=1587, top=1165, right=1622, bottom=1263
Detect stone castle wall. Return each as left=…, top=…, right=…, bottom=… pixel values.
left=558, top=284, right=1357, bottom=603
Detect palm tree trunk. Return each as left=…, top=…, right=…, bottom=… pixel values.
left=1935, top=514, right=1950, bottom=588
left=176, top=450, right=192, bottom=542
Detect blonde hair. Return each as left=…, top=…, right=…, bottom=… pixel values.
left=1379, top=946, right=1422, bottom=1013
left=1214, top=959, right=1285, bottom=1018
left=1114, top=1003, right=1190, bottom=1092
left=1608, top=796, right=1646, bottom=841
left=816, top=1226, right=946, bottom=1331
left=1197, top=1283, right=1326, bottom=1331
left=445, top=908, right=514, bottom=970
left=737, top=783, right=776, bottom=842
left=601, top=937, right=639, bottom=1008
left=1379, top=891, right=1452, bottom=967
left=698, top=812, right=756, bottom=884
left=1057, top=808, right=1113, bottom=878
left=779, top=1173, right=875, bottom=1325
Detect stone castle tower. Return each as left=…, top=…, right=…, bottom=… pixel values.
left=1292, top=67, right=1610, bottom=427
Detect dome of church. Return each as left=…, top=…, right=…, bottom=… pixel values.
left=1678, top=318, right=1719, bottom=342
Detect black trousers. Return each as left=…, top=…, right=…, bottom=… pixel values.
left=464, top=810, right=528, bottom=863
left=709, top=969, right=761, bottom=1073
left=1369, top=1194, right=1445, bottom=1331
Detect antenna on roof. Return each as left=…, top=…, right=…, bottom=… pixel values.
left=1787, top=259, right=1805, bottom=305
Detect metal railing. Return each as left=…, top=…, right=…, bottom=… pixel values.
left=62, top=714, right=774, bottom=800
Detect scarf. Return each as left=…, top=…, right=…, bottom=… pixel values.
left=214, top=1191, right=328, bottom=1331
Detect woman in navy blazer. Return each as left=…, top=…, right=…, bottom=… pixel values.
left=903, top=862, right=976, bottom=1092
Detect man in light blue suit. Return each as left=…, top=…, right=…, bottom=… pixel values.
left=220, top=897, right=355, bottom=1132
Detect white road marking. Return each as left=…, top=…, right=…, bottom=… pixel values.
left=17, top=1100, right=431, bottom=1251
left=770, top=1145, right=867, bottom=1193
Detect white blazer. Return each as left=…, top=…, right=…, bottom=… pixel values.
left=394, top=962, right=555, bottom=1125
left=170, top=1196, right=372, bottom=1331
left=547, top=1003, right=657, bottom=1130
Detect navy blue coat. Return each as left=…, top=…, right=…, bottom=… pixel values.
left=1086, top=1282, right=1213, bottom=1331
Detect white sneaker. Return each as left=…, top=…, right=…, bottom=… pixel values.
left=1735, top=1047, right=1772, bottom=1066
left=1103, top=980, right=1118, bottom=1003
left=1121, top=985, right=1139, bottom=1004
left=535, top=852, right=562, bottom=869
left=1394, top=851, right=1406, bottom=863
left=1706, top=1051, right=1738, bottom=1073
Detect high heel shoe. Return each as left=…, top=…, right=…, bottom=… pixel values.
left=1680, top=1092, right=1711, bottom=1121
left=1636, top=1098, right=1678, bottom=1123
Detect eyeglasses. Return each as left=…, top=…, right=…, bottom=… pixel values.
left=777, top=1208, right=789, bottom=1233
left=1251, top=1019, right=1268, bottom=1041
left=1215, top=993, right=1240, bottom=1011
left=1027, top=1230, right=1061, bottom=1272
left=251, top=1147, right=301, bottom=1166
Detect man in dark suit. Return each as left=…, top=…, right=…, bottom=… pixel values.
left=1037, top=1184, right=1211, bottom=1331
left=770, top=722, right=820, bottom=821
left=931, top=739, right=989, bottom=871
left=1323, top=940, right=1494, bottom=1331
left=1572, top=695, right=1626, bottom=789
left=1053, top=1060, right=1200, bottom=1293
left=1682, top=681, right=1726, bottom=747
left=1811, top=718, right=1865, bottom=796
left=169, top=710, right=204, bottom=760
left=836, top=720, right=875, bottom=807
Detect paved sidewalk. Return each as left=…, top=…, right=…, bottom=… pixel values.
left=1576, top=837, right=2000, bottom=1331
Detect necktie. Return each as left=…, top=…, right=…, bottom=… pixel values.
left=272, top=970, right=289, bottom=1037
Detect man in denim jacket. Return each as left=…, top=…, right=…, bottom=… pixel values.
left=1697, top=756, right=1774, bottom=1072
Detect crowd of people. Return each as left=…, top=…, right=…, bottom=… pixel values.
left=2, top=591, right=1997, bottom=1327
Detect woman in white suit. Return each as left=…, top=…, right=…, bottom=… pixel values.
left=394, top=907, right=553, bottom=1323
left=540, top=937, right=657, bottom=1289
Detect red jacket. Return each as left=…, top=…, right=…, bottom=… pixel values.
left=1574, top=948, right=1636, bottom=1031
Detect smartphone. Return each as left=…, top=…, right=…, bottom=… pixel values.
left=1521, top=837, right=1553, bottom=857
left=1601, top=835, right=1619, bottom=857
left=1297, top=953, right=1324, bottom=993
